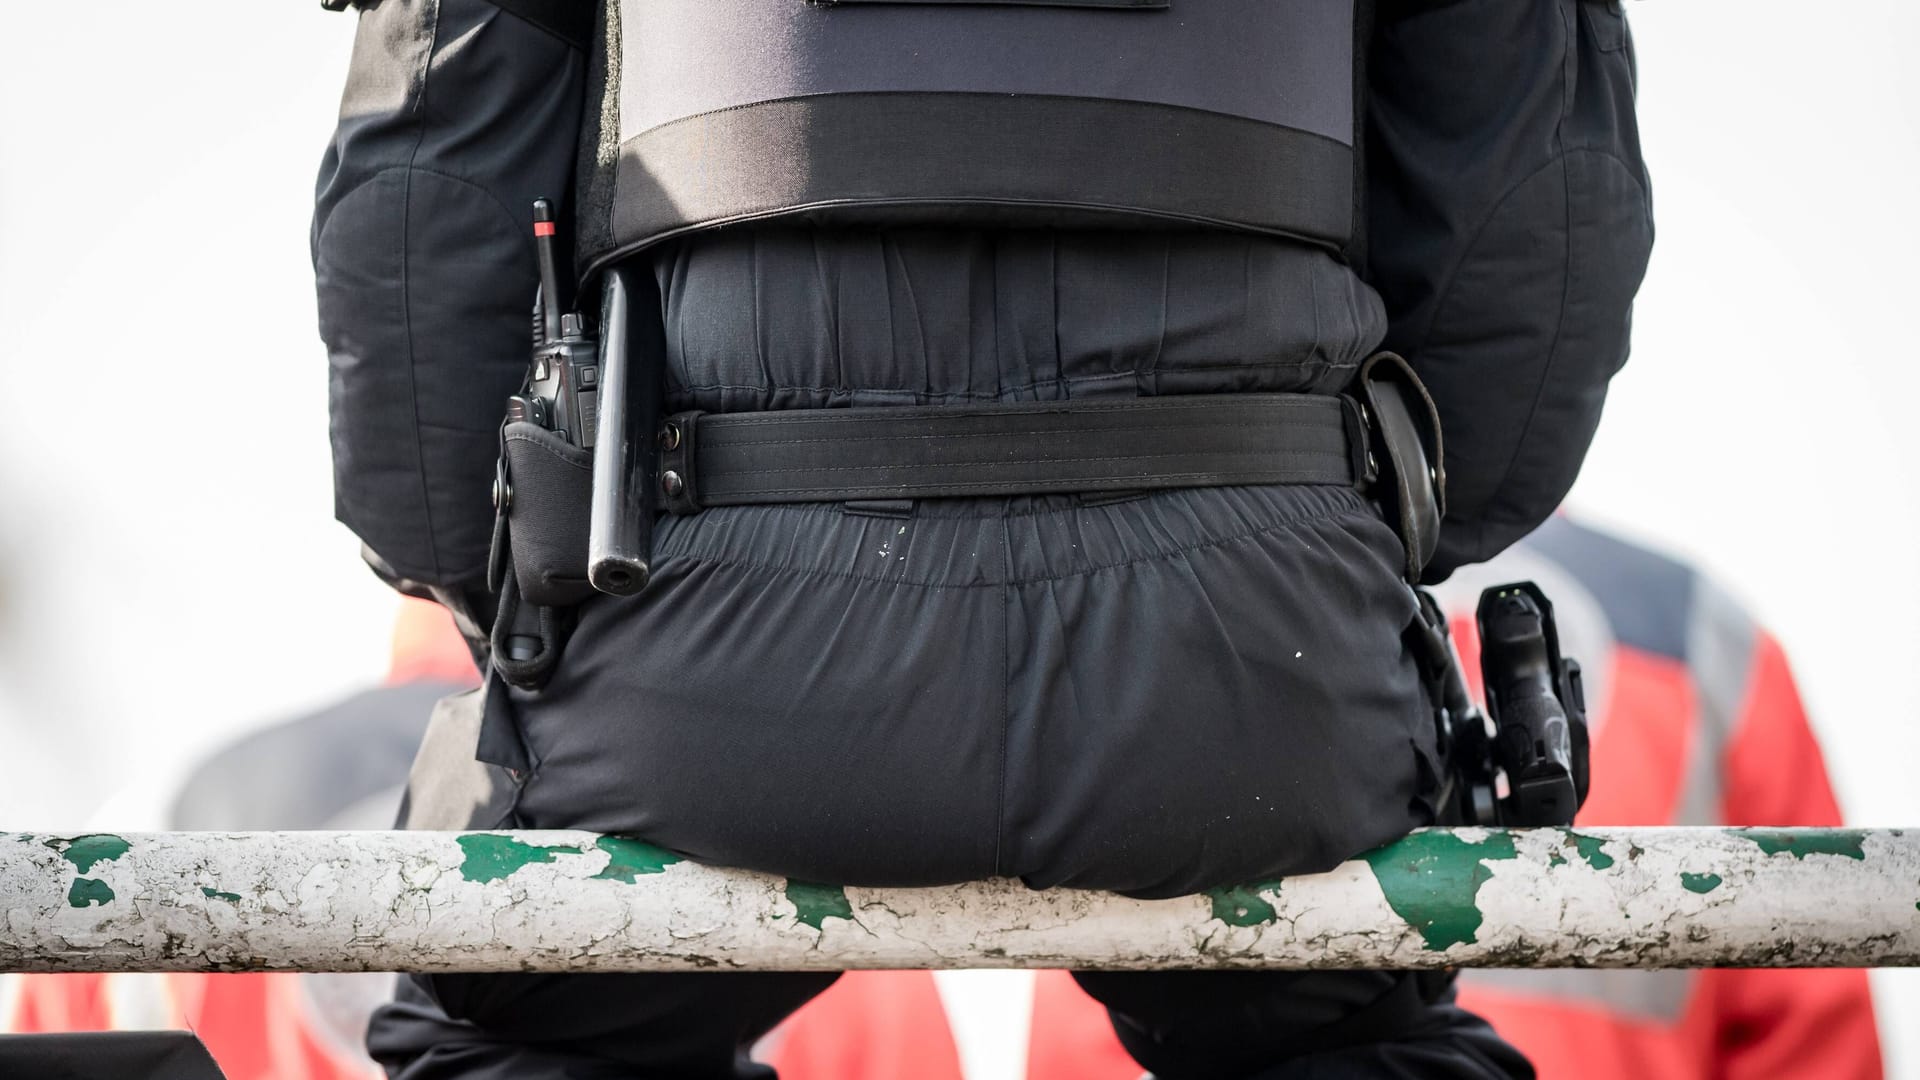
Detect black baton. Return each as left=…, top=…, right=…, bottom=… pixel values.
left=588, top=265, right=662, bottom=595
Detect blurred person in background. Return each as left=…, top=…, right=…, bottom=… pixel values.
left=0, top=599, right=477, bottom=1080
left=760, top=514, right=1883, bottom=1080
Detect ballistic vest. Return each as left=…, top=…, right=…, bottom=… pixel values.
left=576, top=0, right=1365, bottom=272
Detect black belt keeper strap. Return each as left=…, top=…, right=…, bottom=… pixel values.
left=654, top=393, right=1371, bottom=512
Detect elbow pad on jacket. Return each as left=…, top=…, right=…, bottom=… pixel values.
left=1422, top=142, right=1652, bottom=578
left=1369, top=0, right=1653, bottom=580
left=317, top=168, right=533, bottom=588
left=312, top=0, right=586, bottom=588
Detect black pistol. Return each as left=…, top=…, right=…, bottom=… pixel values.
left=1477, top=581, right=1589, bottom=827
left=508, top=199, right=599, bottom=449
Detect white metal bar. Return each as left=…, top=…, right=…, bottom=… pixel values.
left=2, top=828, right=1914, bottom=973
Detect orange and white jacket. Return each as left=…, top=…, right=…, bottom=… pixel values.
left=764, top=517, right=1883, bottom=1080
left=1, top=598, right=478, bottom=1080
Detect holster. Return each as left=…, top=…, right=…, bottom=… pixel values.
left=1355, top=352, right=1446, bottom=584
left=1408, top=582, right=1593, bottom=829
left=479, top=420, right=593, bottom=704
left=499, top=421, right=595, bottom=608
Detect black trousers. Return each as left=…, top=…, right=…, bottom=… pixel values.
left=369, top=968, right=1528, bottom=1079
left=502, top=487, right=1450, bottom=896
left=375, top=486, right=1529, bottom=1077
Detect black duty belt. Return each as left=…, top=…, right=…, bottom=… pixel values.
left=652, top=393, right=1372, bottom=514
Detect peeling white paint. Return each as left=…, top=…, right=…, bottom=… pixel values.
left=1, top=829, right=1915, bottom=974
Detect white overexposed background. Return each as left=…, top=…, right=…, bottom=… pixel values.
left=0, top=1, right=1913, bottom=1074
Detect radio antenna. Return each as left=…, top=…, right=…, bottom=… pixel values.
left=532, top=198, right=567, bottom=343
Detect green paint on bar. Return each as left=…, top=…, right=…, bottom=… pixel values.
left=1364, top=830, right=1518, bottom=951
left=47, top=834, right=131, bottom=873
left=201, top=888, right=243, bottom=903
left=1680, top=872, right=1722, bottom=894
left=455, top=834, right=587, bottom=883
left=1207, top=884, right=1280, bottom=927
left=785, top=881, right=854, bottom=931
left=68, top=878, right=115, bottom=908
left=1565, top=831, right=1616, bottom=871
left=1736, top=829, right=1867, bottom=861
left=590, top=836, right=683, bottom=882
left=1547, top=850, right=1567, bottom=868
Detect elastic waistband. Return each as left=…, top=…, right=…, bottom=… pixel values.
left=650, top=483, right=1386, bottom=591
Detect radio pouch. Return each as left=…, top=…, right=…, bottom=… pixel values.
left=501, top=421, right=596, bottom=607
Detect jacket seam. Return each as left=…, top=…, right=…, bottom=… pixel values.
left=397, top=0, right=445, bottom=582
left=995, top=529, right=1012, bottom=877
left=1411, top=146, right=1647, bottom=363
left=1412, top=4, right=1649, bottom=545
left=328, top=163, right=530, bottom=264
left=1410, top=146, right=1646, bottom=557
left=322, top=166, right=535, bottom=585
left=1473, top=0, right=1583, bottom=525
left=485, top=1, right=586, bottom=52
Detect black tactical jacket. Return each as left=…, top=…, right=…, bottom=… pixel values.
left=314, top=0, right=1651, bottom=596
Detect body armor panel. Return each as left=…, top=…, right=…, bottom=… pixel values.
left=578, top=0, right=1361, bottom=270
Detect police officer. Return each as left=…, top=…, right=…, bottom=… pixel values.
left=313, top=1, right=1652, bottom=1075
